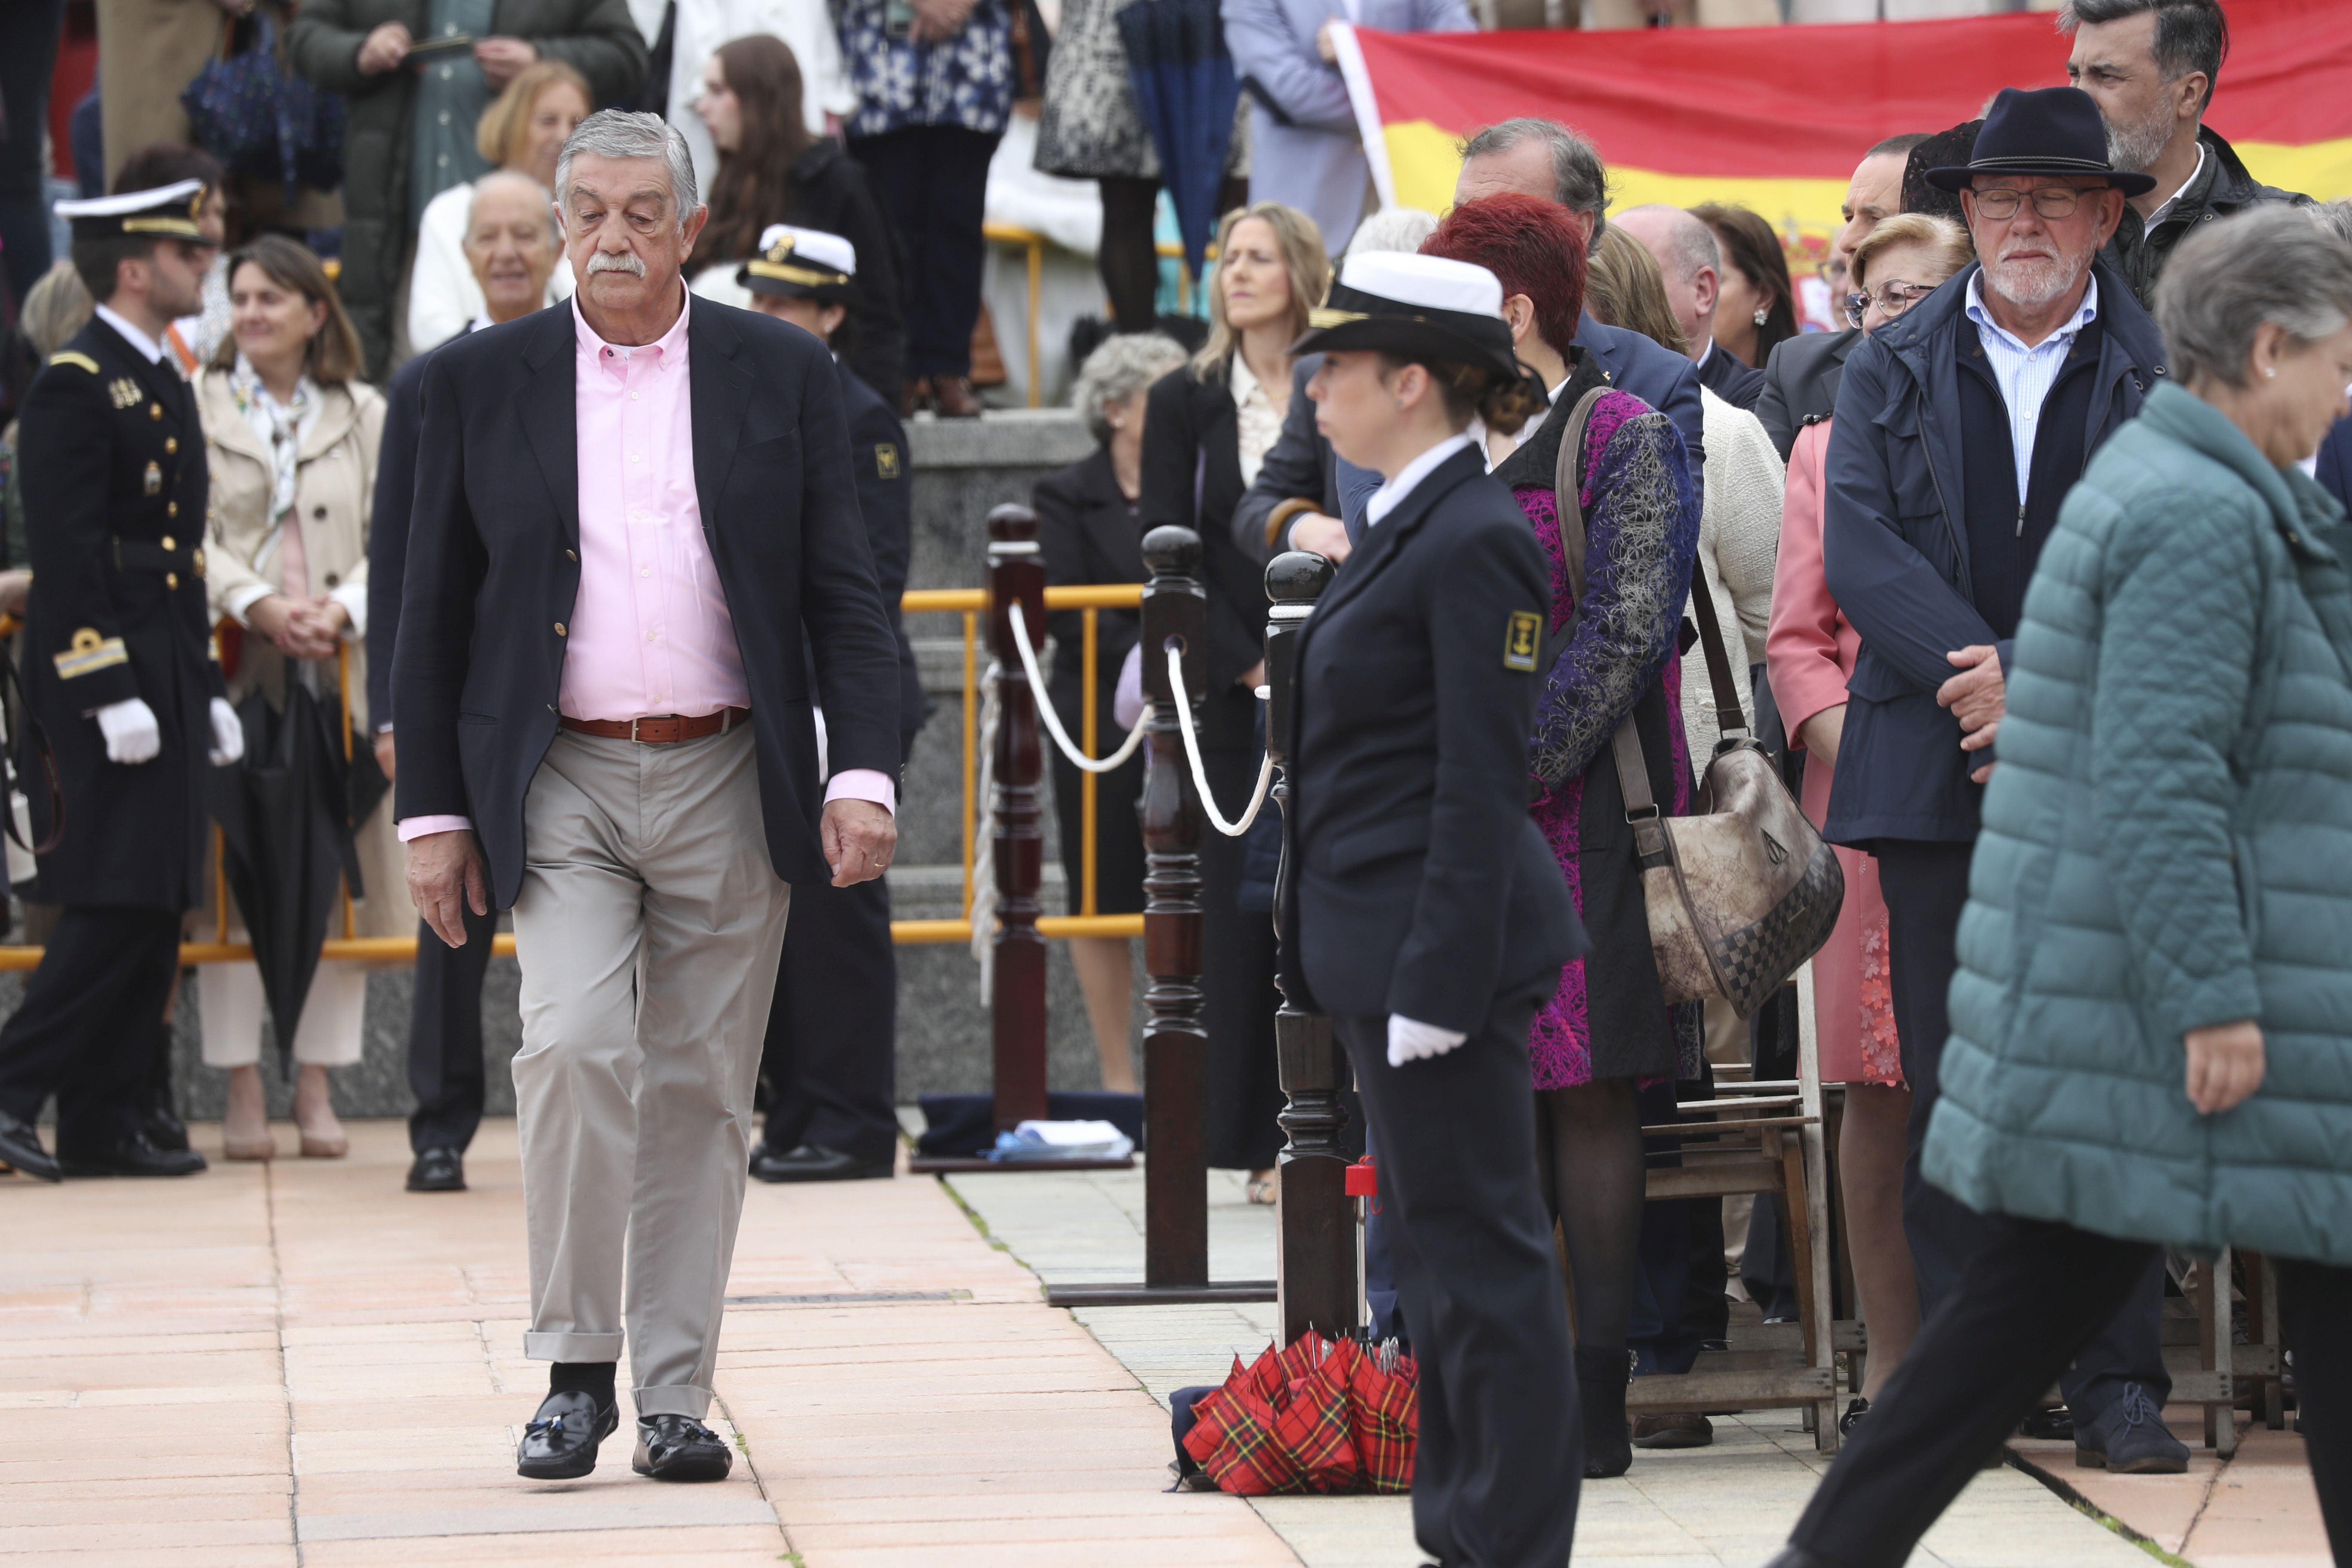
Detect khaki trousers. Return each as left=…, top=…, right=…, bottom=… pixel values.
left=511, top=725, right=792, bottom=1419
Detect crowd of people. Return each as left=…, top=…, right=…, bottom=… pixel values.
left=0, top=0, right=2350, bottom=1555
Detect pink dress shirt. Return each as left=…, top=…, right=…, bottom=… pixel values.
left=1765, top=419, right=1897, bottom=1084
left=399, top=290, right=893, bottom=842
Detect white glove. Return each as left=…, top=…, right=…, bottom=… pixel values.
left=1387, top=1014, right=1468, bottom=1068
left=208, top=697, right=245, bottom=766
left=95, top=698, right=162, bottom=764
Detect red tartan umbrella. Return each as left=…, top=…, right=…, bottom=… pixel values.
left=1182, top=1334, right=1416, bottom=1495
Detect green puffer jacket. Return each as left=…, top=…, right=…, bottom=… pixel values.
left=1928, top=383, right=2352, bottom=1268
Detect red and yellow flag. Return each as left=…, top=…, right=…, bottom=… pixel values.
left=1332, top=0, right=2352, bottom=249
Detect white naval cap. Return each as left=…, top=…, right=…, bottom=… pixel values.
left=1333, top=251, right=1505, bottom=321
left=755, top=224, right=857, bottom=279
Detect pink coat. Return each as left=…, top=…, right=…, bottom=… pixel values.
left=1767, top=421, right=1899, bottom=1086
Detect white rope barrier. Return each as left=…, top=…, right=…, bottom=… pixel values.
left=1004, top=602, right=1150, bottom=773
left=1167, top=643, right=1275, bottom=839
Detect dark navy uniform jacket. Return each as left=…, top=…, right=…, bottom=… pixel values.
left=833, top=356, right=925, bottom=760
left=1280, top=442, right=1586, bottom=1033
left=17, top=314, right=226, bottom=909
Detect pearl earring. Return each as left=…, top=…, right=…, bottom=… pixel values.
left=1754, top=307, right=1769, bottom=327
left=2264, top=365, right=2278, bottom=380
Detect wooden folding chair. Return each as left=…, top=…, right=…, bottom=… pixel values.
left=1623, top=962, right=1841, bottom=1451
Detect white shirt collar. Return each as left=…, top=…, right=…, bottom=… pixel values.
left=2146, top=141, right=2208, bottom=231
left=1694, top=337, right=1714, bottom=374
left=1366, top=432, right=1476, bottom=527
left=1965, top=269, right=2100, bottom=354
left=96, top=303, right=166, bottom=365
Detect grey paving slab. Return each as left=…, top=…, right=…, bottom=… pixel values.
left=942, top=1161, right=2160, bottom=1568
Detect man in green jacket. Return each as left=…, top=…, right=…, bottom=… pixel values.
left=2061, top=0, right=2310, bottom=308
left=291, top=0, right=647, bottom=379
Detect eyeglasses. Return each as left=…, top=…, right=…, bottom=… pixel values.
left=1968, top=186, right=2089, bottom=221
left=1843, top=282, right=1937, bottom=330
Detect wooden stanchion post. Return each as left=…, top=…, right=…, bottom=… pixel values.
left=988, top=505, right=1049, bottom=1133
left=1139, top=525, right=1209, bottom=1290
left=1265, top=550, right=1354, bottom=1344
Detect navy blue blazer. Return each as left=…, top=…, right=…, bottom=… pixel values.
left=392, top=298, right=903, bottom=906
left=1820, top=260, right=2167, bottom=847
left=366, top=340, right=435, bottom=732
left=1575, top=311, right=1706, bottom=481
left=2317, top=414, right=2352, bottom=515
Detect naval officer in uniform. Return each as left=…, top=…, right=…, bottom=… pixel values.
left=735, top=224, right=923, bottom=1183
left=1281, top=251, right=1589, bottom=1566
left=0, top=181, right=245, bottom=1182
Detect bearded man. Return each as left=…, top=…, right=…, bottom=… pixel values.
left=1819, top=86, right=2190, bottom=1475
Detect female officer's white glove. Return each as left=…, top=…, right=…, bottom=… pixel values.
left=1387, top=1014, right=1468, bottom=1068
left=95, top=698, right=161, bottom=764
left=208, top=697, right=245, bottom=766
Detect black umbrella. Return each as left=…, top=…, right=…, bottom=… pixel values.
left=205, top=676, right=387, bottom=1072
left=1116, top=0, right=1241, bottom=282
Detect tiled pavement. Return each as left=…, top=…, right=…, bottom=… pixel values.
left=0, top=1120, right=2333, bottom=1566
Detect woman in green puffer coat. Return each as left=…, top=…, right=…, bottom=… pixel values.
left=1766, top=207, right=2352, bottom=1568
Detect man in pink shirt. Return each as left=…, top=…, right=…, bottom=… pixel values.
left=393, top=111, right=903, bottom=1485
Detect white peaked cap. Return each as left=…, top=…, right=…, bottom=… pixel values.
left=1335, top=251, right=1505, bottom=320
left=756, top=223, right=857, bottom=278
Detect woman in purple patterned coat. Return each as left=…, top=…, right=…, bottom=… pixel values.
left=1424, top=194, right=1703, bottom=1479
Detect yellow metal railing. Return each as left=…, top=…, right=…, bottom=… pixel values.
left=0, top=584, right=1148, bottom=969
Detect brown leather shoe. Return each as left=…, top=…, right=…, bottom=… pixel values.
left=930, top=374, right=983, bottom=417
left=900, top=377, right=931, bottom=418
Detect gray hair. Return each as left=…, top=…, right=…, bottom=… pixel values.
left=2311, top=198, right=2352, bottom=248
left=1345, top=207, right=1439, bottom=259
left=554, top=110, right=700, bottom=228
left=1617, top=204, right=1720, bottom=285
left=1459, top=118, right=1611, bottom=240
left=2155, top=206, right=2352, bottom=389
left=1072, top=333, right=1186, bottom=445
left=467, top=168, right=560, bottom=246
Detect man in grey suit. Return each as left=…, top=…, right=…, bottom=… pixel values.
left=1222, top=0, right=1472, bottom=254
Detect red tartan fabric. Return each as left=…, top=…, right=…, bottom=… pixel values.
left=1273, top=1340, right=1360, bottom=1493
left=1348, top=1350, right=1419, bottom=1494
left=1193, top=1384, right=1303, bottom=1494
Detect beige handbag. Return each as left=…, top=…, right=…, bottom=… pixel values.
left=1552, top=389, right=1844, bottom=1017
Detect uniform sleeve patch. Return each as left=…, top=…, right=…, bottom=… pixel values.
left=55, top=627, right=129, bottom=680
left=1505, top=610, right=1541, bottom=672
left=874, top=442, right=901, bottom=480
left=47, top=352, right=100, bottom=375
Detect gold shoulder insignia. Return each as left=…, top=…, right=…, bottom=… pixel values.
left=874, top=442, right=902, bottom=480
left=55, top=627, right=129, bottom=681
left=47, top=352, right=100, bottom=375
left=1504, top=610, right=1541, bottom=673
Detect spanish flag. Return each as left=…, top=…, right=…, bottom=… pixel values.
left=1331, top=0, right=2352, bottom=246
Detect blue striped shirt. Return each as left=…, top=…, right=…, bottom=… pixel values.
left=1964, top=271, right=2101, bottom=506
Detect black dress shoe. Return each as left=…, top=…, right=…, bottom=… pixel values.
left=0, top=1111, right=61, bottom=1182
left=517, top=1389, right=618, bottom=1479
left=1761, top=1549, right=1838, bottom=1568
left=749, top=1142, right=893, bottom=1183
left=57, top=1132, right=205, bottom=1177
left=633, top=1415, right=734, bottom=1481
left=407, top=1147, right=467, bottom=1192
left=144, top=1104, right=190, bottom=1153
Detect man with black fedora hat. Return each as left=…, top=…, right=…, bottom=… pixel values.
left=1815, top=83, right=2186, bottom=1476
left=1286, top=249, right=1588, bottom=1567
left=736, top=224, right=923, bottom=1185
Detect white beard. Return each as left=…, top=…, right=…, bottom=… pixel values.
left=1985, top=251, right=2088, bottom=311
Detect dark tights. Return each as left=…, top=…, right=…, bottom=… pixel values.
left=1537, top=1078, right=1646, bottom=1351
left=1096, top=174, right=1249, bottom=333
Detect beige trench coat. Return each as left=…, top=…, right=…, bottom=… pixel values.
left=196, top=370, right=410, bottom=939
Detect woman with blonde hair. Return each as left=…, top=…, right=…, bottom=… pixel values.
left=1766, top=209, right=1973, bottom=1433
left=407, top=60, right=588, bottom=352
left=1140, top=199, right=1329, bottom=1197
left=197, top=236, right=399, bottom=1161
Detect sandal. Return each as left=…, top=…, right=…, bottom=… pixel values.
left=1244, top=1172, right=1277, bottom=1206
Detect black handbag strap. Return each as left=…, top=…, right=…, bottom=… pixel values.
left=1547, top=388, right=1743, bottom=858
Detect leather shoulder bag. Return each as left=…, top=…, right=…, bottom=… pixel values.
left=1551, top=389, right=1844, bottom=1017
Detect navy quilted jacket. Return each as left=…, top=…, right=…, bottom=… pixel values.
left=1929, top=384, right=2352, bottom=1267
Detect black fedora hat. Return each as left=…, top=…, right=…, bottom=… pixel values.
left=1290, top=251, right=1545, bottom=407
left=1925, top=86, right=2156, bottom=196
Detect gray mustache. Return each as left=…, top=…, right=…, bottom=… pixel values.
left=585, top=250, right=647, bottom=278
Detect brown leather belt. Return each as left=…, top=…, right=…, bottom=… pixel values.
left=560, top=707, right=750, bottom=744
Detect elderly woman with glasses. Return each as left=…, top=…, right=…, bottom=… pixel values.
left=1767, top=203, right=2352, bottom=1568
left=1764, top=211, right=1973, bottom=1436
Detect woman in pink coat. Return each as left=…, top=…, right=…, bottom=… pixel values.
left=1766, top=212, right=1973, bottom=1433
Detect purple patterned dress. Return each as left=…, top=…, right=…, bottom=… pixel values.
left=1491, top=377, right=1704, bottom=1090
